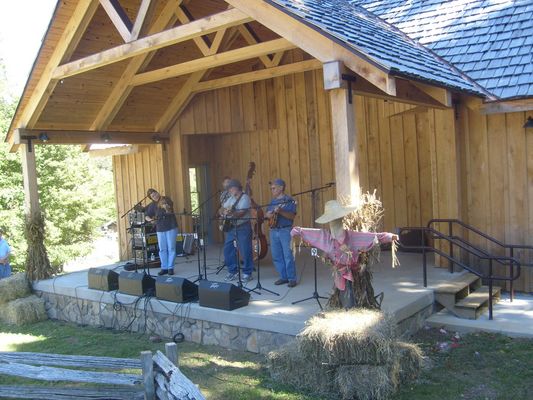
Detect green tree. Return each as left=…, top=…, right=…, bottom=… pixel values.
left=0, top=61, right=115, bottom=273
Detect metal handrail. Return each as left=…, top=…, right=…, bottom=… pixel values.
left=428, top=218, right=533, bottom=300
left=398, top=224, right=523, bottom=320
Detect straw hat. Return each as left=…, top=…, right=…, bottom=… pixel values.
left=315, top=200, right=358, bottom=224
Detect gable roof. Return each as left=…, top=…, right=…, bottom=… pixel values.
left=267, top=0, right=488, bottom=96
left=352, top=0, right=533, bottom=100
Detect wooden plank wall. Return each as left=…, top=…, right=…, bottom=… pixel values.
left=112, top=145, right=168, bottom=260
left=459, top=106, right=532, bottom=292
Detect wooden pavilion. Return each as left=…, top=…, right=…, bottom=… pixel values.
left=5, top=0, right=533, bottom=291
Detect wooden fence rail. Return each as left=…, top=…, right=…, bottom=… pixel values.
left=0, top=342, right=204, bottom=400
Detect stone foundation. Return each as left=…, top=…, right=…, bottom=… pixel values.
left=35, top=291, right=295, bottom=354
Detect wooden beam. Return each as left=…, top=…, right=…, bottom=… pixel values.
left=53, top=8, right=252, bottom=80
left=480, top=98, right=533, bottom=114
left=329, top=87, right=360, bottom=201
left=90, top=0, right=181, bottom=130
left=410, top=81, right=452, bottom=107
left=175, top=5, right=211, bottom=56
left=13, top=0, right=100, bottom=138
left=131, top=38, right=295, bottom=86
left=237, top=24, right=274, bottom=68
left=20, top=144, right=41, bottom=216
left=194, top=59, right=322, bottom=92
left=156, top=71, right=206, bottom=132
left=99, top=0, right=133, bottom=42
left=155, top=27, right=242, bottom=132
left=89, top=144, right=139, bottom=157
left=130, top=0, right=154, bottom=41
left=226, top=0, right=396, bottom=95
left=14, top=129, right=169, bottom=145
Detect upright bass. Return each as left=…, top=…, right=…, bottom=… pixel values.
left=245, top=162, right=268, bottom=260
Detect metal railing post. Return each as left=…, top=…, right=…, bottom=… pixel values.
left=448, top=221, right=454, bottom=273
left=488, top=259, right=493, bottom=320
left=422, top=229, right=427, bottom=287
left=509, top=248, right=514, bottom=302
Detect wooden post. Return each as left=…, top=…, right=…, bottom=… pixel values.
left=165, top=342, right=179, bottom=366
left=141, top=350, right=155, bottom=400
left=324, top=61, right=361, bottom=202
left=20, top=143, right=41, bottom=217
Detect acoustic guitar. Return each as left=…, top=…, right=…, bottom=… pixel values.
left=245, top=162, right=268, bottom=260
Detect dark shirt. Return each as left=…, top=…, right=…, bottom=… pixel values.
left=145, top=201, right=178, bottom=232
left=267, top=195, right=297, bottom=228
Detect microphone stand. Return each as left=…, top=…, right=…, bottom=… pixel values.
left=189, top=189, right=221, bottom=281
left=121, top=194, right=149, bottom=219
left=291, top=182, right=335, bottom=310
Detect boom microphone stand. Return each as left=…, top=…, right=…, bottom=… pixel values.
left=291, top=182, right=335, bottom=310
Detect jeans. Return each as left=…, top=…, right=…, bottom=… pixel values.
left=157, top=227, right=178, bottom=270
left=270, top=227, right=296, bottom=281
left=223, top=222, right=253, bottom=275
left=0, top=263, right=11, bottom=279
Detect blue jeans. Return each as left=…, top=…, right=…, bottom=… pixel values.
left=270, top=227, right=296, bottom=281
left=157, top=228, right=178, bottom=270
left=223, top=222, right=253, bottom=275
left=0, top=263, right=11, bottom=279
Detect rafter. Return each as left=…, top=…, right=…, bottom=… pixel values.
left=410, top=81, right=452, bottom=107
left=237, top=24, right=274, bottom=68
left=53, top=8, right=251, bottom=80
left=175, top=5, right=211, bottom=56
left=193, top=59, right=322, bottom=93
left=99, top=0, right=133, bottom=42
left=90, top=0, right=182, bottom=130
left=130, top=0, right=154, bottom=41
left=131, top=38, right=295, bottom=86
left=226, top=0, right=396, bottom=96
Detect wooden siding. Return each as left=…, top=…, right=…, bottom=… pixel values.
left=112, top=145, right=168, bottom=259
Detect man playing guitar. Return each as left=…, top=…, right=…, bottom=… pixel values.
left=265, top=178, right=298, bottom=287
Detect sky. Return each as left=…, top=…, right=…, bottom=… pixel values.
left=0, top=0, right=57, bottom=97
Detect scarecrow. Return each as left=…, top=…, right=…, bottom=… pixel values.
left=291, top=199, right=398, bottom=309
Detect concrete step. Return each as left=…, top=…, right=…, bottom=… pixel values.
left=453, top=286, right=501, bottom=319
left=433, top=272, right=481, bottom=294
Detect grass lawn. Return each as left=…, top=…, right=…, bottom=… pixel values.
left=1, top=320, right=532, bottom=399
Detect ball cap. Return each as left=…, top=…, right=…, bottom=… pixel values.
left=226, top=179, right=242, bottom=189
left=269, top=178, right=286, bottom=188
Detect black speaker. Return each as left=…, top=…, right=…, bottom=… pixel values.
left=88, top=268, right=119, bottom=291
left=198, top=280, right=250, bottom=311
left=118, top=271, right=155, bottom=296
left=155, top=276, right=198, bottom=303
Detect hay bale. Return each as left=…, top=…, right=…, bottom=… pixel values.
left=335, top=364, right=397, bottom=400
left=0, top=295, right=48, bottom=325
left=299, top=309, right=397, bottom=365
left=267, top=346, right=338, bottom=399
left=395, top=341, right=423, bottom=383
left=0, top=273, right=31, bottom=304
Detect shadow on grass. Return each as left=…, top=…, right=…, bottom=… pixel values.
left=0, top=320, right=324, bottom=400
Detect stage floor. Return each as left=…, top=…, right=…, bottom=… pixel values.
left=33, top=245, right=459, bottom=337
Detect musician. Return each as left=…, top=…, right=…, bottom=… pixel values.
left=265, top=179, right=297, bottom=287
left=221, top=179, right=254, bottom=282
left=144, top=189, right=178, bottom=276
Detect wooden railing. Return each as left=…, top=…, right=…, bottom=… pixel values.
left=0, top=343, right=204, bottom=400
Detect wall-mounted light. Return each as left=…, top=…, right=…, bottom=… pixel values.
left=152, top=134, right=161, bottom=144
left=524, top=116, right=533, bottom=129
left=38, top=132, right=49, bottom=142
left=101, top=133, right=111, bottom=143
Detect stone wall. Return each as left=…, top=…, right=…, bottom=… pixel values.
left=35, top=291, right=295, bottom=354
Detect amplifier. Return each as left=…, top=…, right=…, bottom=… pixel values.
left=198, top=280, right=250, bottom=311
left=118, top=271, right=155, bottom=296
left=88, top=268, right=119, bottom=291
left=155, top=276, right=198, bottom=303
left=177, top=233, right=195, bottom=255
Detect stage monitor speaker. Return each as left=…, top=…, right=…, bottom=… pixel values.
left=118, top=271, right=155, bottom=296
left=198, top=280, right=250, bottom=311
left=88, top=268, right=119, bottom=291
left=155, top=276, right=198, bottom=303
